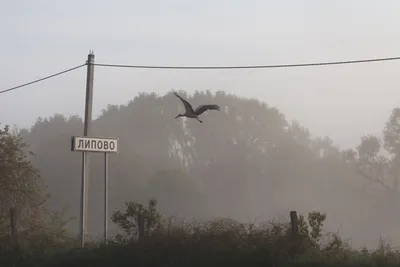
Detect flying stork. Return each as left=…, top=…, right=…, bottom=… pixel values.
left=173, top=92, right=220, bottom=123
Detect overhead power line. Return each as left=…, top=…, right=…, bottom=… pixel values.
left=94, top=56, right=400, bottom=69
left=0, top=63, right=87, bottom=95
left=1, top=55, right=400, bottom=95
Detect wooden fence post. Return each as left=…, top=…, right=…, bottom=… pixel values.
left=290, top=210, right=300, bottom=257
left=10, top=207, right=19, bottom=251
left=290, top=210, right=299, bottom=236
left=138, top=213, right=145, bottom=242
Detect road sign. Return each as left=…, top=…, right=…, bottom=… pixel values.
left=71, top=135, right=119, bottom=245
left=71, top=136, right=118, bottom=153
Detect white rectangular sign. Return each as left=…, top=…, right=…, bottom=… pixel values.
left=71, top=136, right=119, bottom=153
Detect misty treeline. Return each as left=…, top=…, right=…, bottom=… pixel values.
left=2, top=90, right=400, bottom=249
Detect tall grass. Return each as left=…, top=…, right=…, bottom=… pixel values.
left=3, top=211, right=400, bottom=267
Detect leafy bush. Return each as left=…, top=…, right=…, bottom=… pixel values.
left=4, top=200, right=400, bottom=267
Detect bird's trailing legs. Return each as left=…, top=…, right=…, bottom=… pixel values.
left=173, top=91, right=219, bottom=123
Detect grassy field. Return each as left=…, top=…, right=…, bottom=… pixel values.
left=2, top=211, right=400, bottom=267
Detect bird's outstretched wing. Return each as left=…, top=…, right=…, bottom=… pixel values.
left=194, top=104, right=220, bottom=115
left=173, top=92, right=194, bottom=113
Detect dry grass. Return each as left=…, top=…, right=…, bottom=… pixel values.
left=4, top=212, right=400, bottom=267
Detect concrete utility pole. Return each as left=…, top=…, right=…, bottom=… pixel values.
left=80, top=51, right=95, bottom=247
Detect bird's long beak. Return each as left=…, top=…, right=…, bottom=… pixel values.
left=174, top=114, right=180, bottom=119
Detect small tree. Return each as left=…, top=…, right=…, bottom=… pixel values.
left=0, top=124, right=71, bottom=254
left=295, top=211, right=328, bottom=252
left=111, top=199, right=162, bottom=243
left=0, top=125, right=43, bottom=210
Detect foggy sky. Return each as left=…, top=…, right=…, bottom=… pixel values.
left=1, top=0, right=400, bottom=149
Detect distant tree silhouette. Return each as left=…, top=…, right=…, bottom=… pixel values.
left=16, top=90, right=395, bottom=247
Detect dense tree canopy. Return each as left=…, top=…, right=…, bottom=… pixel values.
left=12, top=90, right=400, bottom=247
